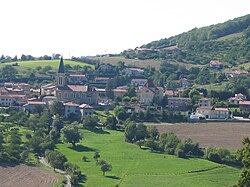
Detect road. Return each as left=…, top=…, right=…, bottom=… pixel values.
left=39, top=157, right=71, bottom=187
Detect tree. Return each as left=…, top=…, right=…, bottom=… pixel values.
left=124, top=122, right=137, bottom=143
left=97, top=160, right=112, bottom=176
left=105, top=79, right=114, bottom=100
left=93, top=152, right=100, bottom=162
left=45, top=150, right=67, bottom=171
left=83, top=115, right=99, bottom=130
left=105, top=115, right=118, bottom=130
left=1, top=65, right=18, bottom=79
left=237, top=137, right=250, bottom=187
left=50, top=101, right=64, bottom=116
left=61, top=126, right=82, bottom=147
left=188, top=88, right=200, bottom=98
left=147, top=126, right=159, bottom=140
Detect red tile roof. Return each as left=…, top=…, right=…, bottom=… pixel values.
left=79, top=104, right=93, bottom=109
left=64, top=102, right=79, bottom=107
left=214, top=108, right=229, bottom=111
left=239, top=101, right=250, bottom=105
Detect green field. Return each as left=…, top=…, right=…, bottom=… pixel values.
left=57, top=129, right=240, bottom=187
left=0, top=59, right=93, bottom=71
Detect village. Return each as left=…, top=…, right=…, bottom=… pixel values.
left=0, top=57, right=249, bottom=122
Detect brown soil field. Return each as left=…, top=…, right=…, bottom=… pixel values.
left=0, top=164, right=60, bottom=187
left=95, top=57, right=203, bottom=70
left=153, top=122, right=250, bottom=150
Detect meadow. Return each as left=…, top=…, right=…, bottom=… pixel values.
left=0, top=59, right=93, bottom=72
left=57, top=129, right=240, bottom=187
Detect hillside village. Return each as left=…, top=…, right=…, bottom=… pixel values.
left=0, top=11, right=250, bottom=187
left=0, top=57, right=249, bottom=122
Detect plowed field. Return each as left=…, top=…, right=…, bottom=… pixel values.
left=154, top=122, right=250, bottom=149
left=0, top=164, right=60, bottom=187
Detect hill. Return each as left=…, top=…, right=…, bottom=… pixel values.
left=0, top=59, right=93, bottom=71
left=121, top=14, right=250, bottom=66
left=57, top=129, right=240, bottom=187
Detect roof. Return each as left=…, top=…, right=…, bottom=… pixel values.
left=157, top=87, right=164, bottom=91
left=113, top=89, right=127, bottom=93
left=210, top=60, right=222, bottom=65
left=161, top=45, right=179, bottom=51
left=165, top=90, right=174, bottom=96
left=125, top=68, right=144, bottom=72
left=214, top=108, right=229, bottom=111
left=0, top=94, right=26, bottom=99
left=199, top=98, right=210, bottom=101
left=131, top=79, right=148, bottom=82
left=239, top=101, right=250, bottom=105
left=137, top=86, right=155, bottom=94
left=197, top=106, right=214, bottom=110
left=69, top=74, right=86, bottom=77
left=79, top=104, right=93, bottom=109
left=228, top=97, right=243, bottom=101
left=95, top=77, right=110, bottom=81
left=64, top=102, right=79, bottom=107
left=58, top=85, right=89, bottom=92
left=58, top=57, right=65, bottom=73
left=27, top=101, right=46, bottom=105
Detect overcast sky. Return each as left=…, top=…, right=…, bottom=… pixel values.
left=0, top=0, right=249, bottom=58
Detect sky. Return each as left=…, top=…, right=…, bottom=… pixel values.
left=0, top=0, right=249, bottom=58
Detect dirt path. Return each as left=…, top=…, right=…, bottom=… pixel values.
left=39, top=157, right=71, bottom=187
left=0, top=164, right=60, bottom=187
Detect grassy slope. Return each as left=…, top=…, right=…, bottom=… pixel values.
left=57, top=129, right=240, bottom=187
left=0, top=60, right=93, bottom=71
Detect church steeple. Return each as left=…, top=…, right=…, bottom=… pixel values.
left=58, top=56, right=65, bottom=73
left=57, top=57, right=66, bottom=87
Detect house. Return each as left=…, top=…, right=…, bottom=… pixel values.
left=41, top=83, right=57, bottom=95
left=113, top=88, right=127, bottom=99
left=69, top=74, right=87, bottom=84
left=164, top=90, right=179, bottom=98
left=210, top=60, right=223, bottom=69
left=198, top=98, right=212, bottom=107
left=239, top=101, right=250, bottom=112
left=23, top=100, right=46, bottom=113
left=159, top=45, right=182, bottom=54
left=196, top=106, right=229, bottom=119
left=137, top=86, right=155, bottom=105
left=179, top=78, right=192, bottom=88
left=94, top=77, right=110, bottom=84
left=42, top=96, right=58, bottom=105
left=131, top=79, right=148, bottom=87
left=3, top=82, right=30, bottom=95
left=64, top=102, right=81, bottom=118
left=228, top=93, right=247, bottom=105
left=136, top=80, right=164, bottom=105
left=226, top=70, right=249, bottom=78
left=167, top=97, right=191, bottom=111
left=0, top=94, right=27, bottom=107
left=79, top=104, right=94, bottom=118
left=55, top=58, right=98, bottom=105
left=125, top=68, right=144, bottom=77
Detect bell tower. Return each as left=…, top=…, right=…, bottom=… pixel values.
left=57, top=57, right=66, bottom=87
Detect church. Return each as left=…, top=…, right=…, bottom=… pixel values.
left=55, top=58, right=98, bottom=105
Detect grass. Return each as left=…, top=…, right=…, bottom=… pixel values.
left=56, top=129, right=240, bottom=187
left=0, top=59, right=94, bottom=72
left=216, top=32, right=244, bottom=41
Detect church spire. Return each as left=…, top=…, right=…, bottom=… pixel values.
left=58, top=56, right=65, bottom=73
left=57, top=57, right=66, bottom=87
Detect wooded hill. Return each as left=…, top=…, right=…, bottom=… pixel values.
left=121, top=14, right=250, bottom=66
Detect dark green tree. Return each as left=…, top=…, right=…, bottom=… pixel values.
left=61, top=126, right=82, bottom=147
